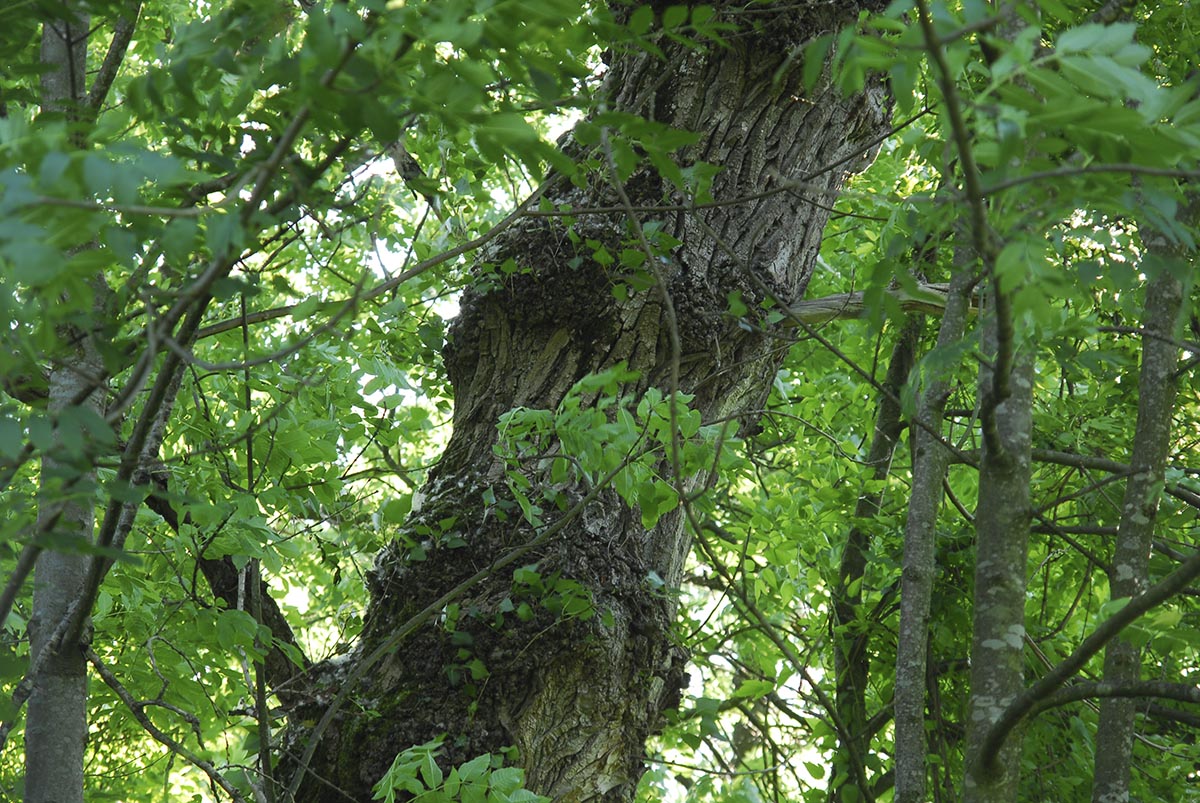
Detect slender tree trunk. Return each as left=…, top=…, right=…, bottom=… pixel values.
left=1090, top=218, right=1189, bottom=803
left=962, top=310, right=1034, bottom=803
left=283, top=5, right=892, bottom=801
left=892, top=266, right=975, bottom=803
left=24, top=10, right=95, bottom=803
left=830, top=318, right=921, bottom=802
left=25, top=359, right=102, bottom=803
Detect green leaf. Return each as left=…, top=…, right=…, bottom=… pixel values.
left=203, top=212, right=242, bottom=257
left=458, top=754, right=492, bottom=782
left=0, top=416, right=23, bottom=461
left=1056, top=22, right=1137, bottom=55
left=732, top=679, right=775, bottom=699
left=382, top=496, right=412, bottom=523
left=420, top=750, right=444, bottom=788
left=628, top=5, right=654, bottom=35
left=291, top=295, right=325, bottom=322
left=162, top=217, right=199, bottom=266
left=462, top=781, right=487, bottom=803
left=662, top=5, right=688, bottom=29
left=488, top=767, right=524, bottom=796
left=215, top=609, right=260, bottom=651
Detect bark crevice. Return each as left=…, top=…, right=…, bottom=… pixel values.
left=283, top=6, right=892, bottom=801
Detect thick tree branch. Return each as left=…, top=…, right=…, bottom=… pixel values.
left=1145, top=701, right=1200, bottom=729
left=893, top=266, right=977, bottom=803
left=57, top=303, right=203, bottom=652
left=1092, top=262, right=1184, bottom=801
left=1035, top=681, right=1200, bottom=718
left=785, top=282, right=974, bottom=325
left=948, top=447, right=1200, bottom=510
left=831, top=319, right=920, bottom=803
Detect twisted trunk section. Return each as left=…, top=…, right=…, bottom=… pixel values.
left=286, top=5, right=891, bottom=801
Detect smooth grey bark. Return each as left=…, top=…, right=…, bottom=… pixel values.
left=830, top=318, right=920, bottom=803
left=962, top=314, right=1034, bottom=803
left=1090, top=228, right=1188, bottom=803
left=38, top=6, right=88, bottom=123
left=891, top=267, right=976, bottom=803
left=24, top=9, right=95, bottom=803
left=283, top=5, right=892, bottom=802
left=25, top=360, right=103, bottom=803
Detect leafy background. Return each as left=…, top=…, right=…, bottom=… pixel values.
left=2, top=0, right=1199, bottom=801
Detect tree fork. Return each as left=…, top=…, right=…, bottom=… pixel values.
left=282, top=4, right=892, bottom=802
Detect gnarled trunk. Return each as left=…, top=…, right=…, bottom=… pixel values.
left=286, top=5, right=891, bottom=801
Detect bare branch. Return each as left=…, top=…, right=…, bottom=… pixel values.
left=30, top=195, right=203, bottom=218
left=694, top=523, right=876, bottom=803
left=979, top=164, right=1200, bottom=198
left=1034, top=681, right=1200, bottom=719
left=783, top=283, right=974, bottom=326
left=197, top=175, right=563, bottom=340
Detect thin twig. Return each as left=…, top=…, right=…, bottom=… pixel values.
left=979, top=546, right=1200, bottom=775
left=1031, top=680, right=1200, bottom=718
left=915, top=0, right=1011, bottom=459
left=30, top=195, right=201, bottom=217
left=979, top=164, right=1200, bottom=198
left=85, top=647, right=248, bottom=803
left=197, top=175, right=561, bottom=340
left=693, top=523, right=876, bottom=802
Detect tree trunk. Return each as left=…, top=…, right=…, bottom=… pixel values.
left=283, top=5, right=891, bottom=801
left=24, top=10, right=95, bottom=803
left=830, top=318, right=920, bottom=802
left=892, top=266, right=974, bottom=803
left=1090, top=216, right=1188, bottom=803
left=962, top=314, right=1034, bottom=803
left=26, top=354, right=103, bottom=803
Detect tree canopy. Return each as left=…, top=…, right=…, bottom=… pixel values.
left=1, top=1, right=1199, bottom=803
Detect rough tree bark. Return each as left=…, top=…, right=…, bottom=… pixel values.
left=1090, top=211, right=1189, bottom=803
left=283, top=4, right=892, bottom=801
